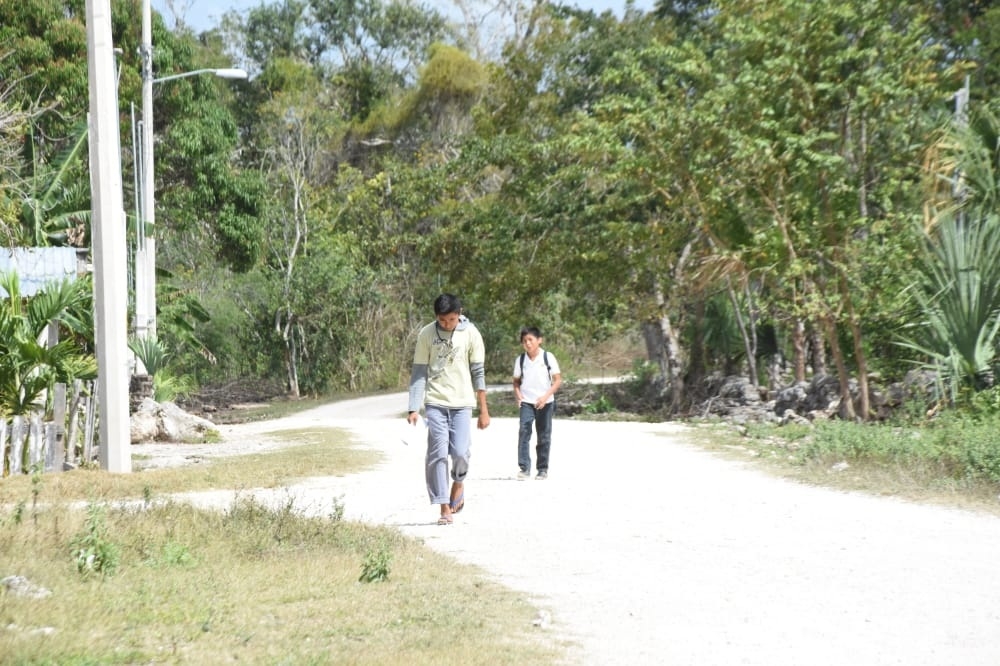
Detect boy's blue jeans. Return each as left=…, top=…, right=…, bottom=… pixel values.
left=518, top=401, right=554, bottom=474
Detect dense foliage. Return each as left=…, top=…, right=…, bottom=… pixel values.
left=2, top=0, right=999, bottom=419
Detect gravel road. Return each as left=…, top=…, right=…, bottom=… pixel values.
left=133, top=392, right=1000, bottom=665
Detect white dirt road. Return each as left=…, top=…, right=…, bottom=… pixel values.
left=133, top=392, right=1000, bottom=665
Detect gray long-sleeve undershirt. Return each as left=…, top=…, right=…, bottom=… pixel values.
left=408, top=361, right=486, bottom=413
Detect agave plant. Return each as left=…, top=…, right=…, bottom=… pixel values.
left=898, top=213, right=1000, bottom=400
left=126, top=336, right=198, bottom=402
left=0, top=271, right=97, bottom=417
left=127, top=335, right=171, bottom=377
left=904, top=100, right=1000, bottom=401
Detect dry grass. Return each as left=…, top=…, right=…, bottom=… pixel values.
left=1, top=429, right=376, bottom=503
left=0, top=432, right=566, bottom=664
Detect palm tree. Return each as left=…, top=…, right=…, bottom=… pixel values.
left=0, top=271, right=96, bottom=417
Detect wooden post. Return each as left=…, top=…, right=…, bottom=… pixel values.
left=0, top=419, right=7, bottom=476
left=9, top=416, right=25, bottom=474
left=49, top=321, right=67, bottom=471
left=29, top=412, right=43, bottom=471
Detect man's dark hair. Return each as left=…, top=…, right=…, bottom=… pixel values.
left=434, top=293, right=463, bottom=315
left=520, top=326, right=542, bottom=341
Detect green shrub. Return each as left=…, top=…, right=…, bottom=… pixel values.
left=359, top=540, right=393, bottom=583
left=70, top=503, right=120, bottom=578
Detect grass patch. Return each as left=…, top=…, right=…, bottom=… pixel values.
left=0, top=432, right=564, bottom=664
left=2, top=429, right=378, bottom=503
left=691, top=413, right=1000, bottom=516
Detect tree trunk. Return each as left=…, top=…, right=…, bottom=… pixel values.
left=821, top=316, right=856, bottom=421
left=276, top=307, right=300, bottom=399
left=641, top=321, right=667, bottom=381
left=767, top=350, right=783, bottom=392
left=809, top=325, right=827, bottom=376
left=686, top=299, right=706, bottom=391
left=843, top=276, right=870, bottom=420
left=660, top=311, right=685, bottom=414
left=727, top=279, right=758, bottom=388
left=792, top=317, right=807, bottom=383
left=653, top=284, right=685, bottom=414
left=848, top=316, right=869, bottom=420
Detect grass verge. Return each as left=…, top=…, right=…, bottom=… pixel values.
left=0, top=431, right=564, bottom=664
left=689, top=412, right=1000, bottom=517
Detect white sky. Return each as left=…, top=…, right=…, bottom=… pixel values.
left=153, top=0, right=656, bottom=34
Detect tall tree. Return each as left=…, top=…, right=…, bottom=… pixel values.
left=682, top=0, right=952, bottom=418
left=251, top=60, right=343, bottom=396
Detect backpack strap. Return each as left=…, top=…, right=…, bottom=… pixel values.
left=519, top=351, right=551, bottom=381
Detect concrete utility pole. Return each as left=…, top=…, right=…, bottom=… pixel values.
left=135, top=0, right=155, bottom=346
left=85, top=0, right=131, bottom=472
left=133, top=0, right=245, bottom=356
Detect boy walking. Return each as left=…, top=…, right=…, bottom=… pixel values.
left=512, top=326, right=562, bottom=480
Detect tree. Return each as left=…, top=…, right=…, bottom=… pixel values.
left=679, top=0, right=951, bottom=418
left=0, top=272, right=96, bottom=417
left=252, top=61, right=343, bottom=397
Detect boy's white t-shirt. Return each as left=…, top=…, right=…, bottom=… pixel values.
left=513, top=350, right=561, bottom=405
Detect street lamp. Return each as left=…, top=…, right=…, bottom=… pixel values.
left=154, top=68, right=248, bottom=84
left=135, top=0, right=247, bottom=361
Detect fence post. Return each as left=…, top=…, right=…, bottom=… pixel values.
left=44, top=422, right=57, bottom=472
left=66, top=380, right=83, bottom=467
left=53, top=382, right=67, bottom=471
left=28, top=412, right=43, bottom=471
left=9, top=416, right=25, bottom=474
left=83, top=386, right=97, bottom=465
left=0, top=419, right=7, bottom=476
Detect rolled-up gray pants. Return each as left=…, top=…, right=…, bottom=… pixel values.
left=424, top=405, right=472, bottom=504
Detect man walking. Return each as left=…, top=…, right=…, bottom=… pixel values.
left=408, top=294, right=491, bottom=524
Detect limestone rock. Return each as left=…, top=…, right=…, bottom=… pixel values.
left=130, top=398, right=218, bottom=444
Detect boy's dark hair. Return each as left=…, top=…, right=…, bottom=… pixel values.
left=520, top=326, right=542, bottom=341
left=434, top=293, right=463, bottom=315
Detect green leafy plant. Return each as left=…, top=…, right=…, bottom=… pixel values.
left=128, top=336, right=170, bottom=377
left=0, top=272, right=96, bottom=417
left=583, top=394, right=614, bottom=415
left=152, top=371, right=197, bottom=403
left=18, top=120, right=91, bottom=247
left=159, top=541, right=194, bottom=568
left=70, top=503, right=120, bottom=578
left=128, top=335, right=198, bottom=402
left=897, top=213, right=1000, bottom=402
left=359, top=541, right=392, bottom=583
